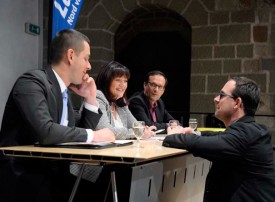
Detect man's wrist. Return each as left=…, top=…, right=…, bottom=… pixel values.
left=195, top=131, right=201, bottom=136
left=84, top=102, right=99, bottom=113
left=84, top=97, right=97, bottom=106
left=86, top=129, right=94, bottom=142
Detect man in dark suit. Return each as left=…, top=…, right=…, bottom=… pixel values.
left=0, top=29, right=115, bottom=201
left=129, top=70, right=174, bottom=131
left=163, top=77, right=275, bottom=202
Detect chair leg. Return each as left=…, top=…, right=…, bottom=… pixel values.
left=69, top=164, right=86, bottom=202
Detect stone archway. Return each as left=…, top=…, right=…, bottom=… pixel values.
left=115, top=6, right=191, bottom=125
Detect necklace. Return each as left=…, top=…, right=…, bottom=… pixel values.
left=111, top=103, right=117, bottom=119
left=111, top=103, right=116, bottom=112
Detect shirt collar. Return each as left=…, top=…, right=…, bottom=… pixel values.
left=149, top=102, right=158, bottom=110
left=52, top=69, right=67, bottom=93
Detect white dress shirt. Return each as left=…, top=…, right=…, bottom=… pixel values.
left=53, top=69, right=97, bottom=142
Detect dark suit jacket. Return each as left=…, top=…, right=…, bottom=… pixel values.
left=163, top=116, right=275, bottom=202
left=0, top=66, right=101, bottom=146
left=128, top=91, right=174, bottom=130
left=0, top=66, right=102, bottom=201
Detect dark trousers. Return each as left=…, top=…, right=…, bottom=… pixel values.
left=0, top=159, right=132, bottom=202
left=73, top=164, right=132, bottom=202
left=0, top=158, right=74, bottom=202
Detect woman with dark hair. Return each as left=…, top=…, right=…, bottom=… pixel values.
left=95, top=61, right=156, bottom=139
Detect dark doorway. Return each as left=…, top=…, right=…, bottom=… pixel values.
left=115, top=30, right=191, bottom=125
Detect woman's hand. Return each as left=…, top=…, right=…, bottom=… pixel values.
left=142, top=125, right=157, bottom=139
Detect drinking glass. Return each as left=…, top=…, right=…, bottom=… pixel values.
left=132, top=121, right=145, bottom=147
left=169, top=120, right=179, bottom=129
left=189, top=118, right=198, bottom=131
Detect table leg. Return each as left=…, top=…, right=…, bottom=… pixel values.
left=111, top=171, right=118, bottom=202
left=69, top=164, right=86, bottom=202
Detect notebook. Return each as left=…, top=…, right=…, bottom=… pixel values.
left=35, top=140, right=133, bottom=149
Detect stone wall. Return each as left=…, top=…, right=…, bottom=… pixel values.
left=43, top=0, right=275, bottom=129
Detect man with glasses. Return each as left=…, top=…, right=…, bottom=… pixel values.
left=163, top=77, right=275, bottom=201
left=129, top=70, right=174, bottom=131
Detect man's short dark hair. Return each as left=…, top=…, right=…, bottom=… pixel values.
left=49, top=29, right=90, bottom=65
left=231, top=77, right=260, bottom=116
left=145, top=70, right=168, bottom=87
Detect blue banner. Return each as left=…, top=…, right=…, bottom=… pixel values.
left=52, top=0, right=84, bottom=39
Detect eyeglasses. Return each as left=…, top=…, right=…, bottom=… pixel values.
left=218, top=92, right=236, bottom=100
left=147, top=82, right=165, bottom=90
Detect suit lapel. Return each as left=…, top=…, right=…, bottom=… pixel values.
left=155, top=108, right=161, bottom=122
left=67, top=91, right=75, bottom=126
left=44, top=66, right=63, bottom=123
left=44, top=66, right=76, bottom=126
left=155, top=100, right=164, bottom=122
left=141, top=93, right=153, bottom=121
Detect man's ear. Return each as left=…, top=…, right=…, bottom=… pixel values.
left=143, top=82, right=147, bottom=89
left=235, top=97, right=243, bottom=108
left=66, top=48, right=74, bottom=65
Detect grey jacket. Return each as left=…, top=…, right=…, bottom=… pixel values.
left=95, top=90, right=136, bottom=139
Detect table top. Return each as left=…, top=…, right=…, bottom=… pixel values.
left=0, top=140, right=187, bottom=165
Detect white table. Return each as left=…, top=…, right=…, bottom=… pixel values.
left=1, top=140, right=209, bottom=202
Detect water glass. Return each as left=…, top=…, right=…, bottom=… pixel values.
left=168, top=120, right=179, bottom=129
left=132, top=121, right=145, bottom=147
left=189, top=118, right=198, bottom=131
